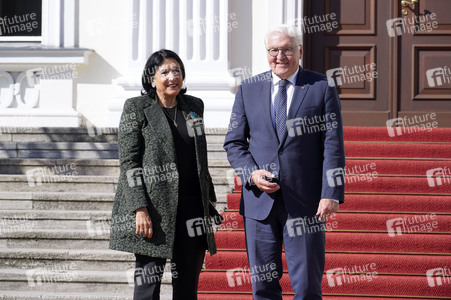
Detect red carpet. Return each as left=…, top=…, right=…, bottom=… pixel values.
left=199, top=127, right=451, bottom=299
left=227, top=194, right=451, bottom=213
left=205, top=252, right=451, bottom=275
left=218, top=211, right=451, bottom=233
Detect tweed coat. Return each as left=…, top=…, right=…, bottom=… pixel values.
left=109, top=94, right=217, bottom=258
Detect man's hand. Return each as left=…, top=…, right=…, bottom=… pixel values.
left=316, top=198, right=339, bottom=221
left=251, top=170, right=280, bottom=194
left=136, top=207, right=153, bottom=239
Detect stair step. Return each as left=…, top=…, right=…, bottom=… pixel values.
left=218, top=211, right=451, bottom=233
left=0, top=175, right=229, bottom=192
left=0, top=127, right=118, bottom=143
left=0, top=209, right=112, bottom=230
left=204, top=251, right=451, bottom=275
left=227, top=193, right=451, bottom=213
left=345, top=159, right=451, bottom=176
left=0, top=160, right=232, bottom=183
left=1, top=227, right=231, bottom=250
left=0, top=291, right=133, bottom=300
left=0, top=192, right=228, bottom=212
left=343, top=126, right=451, bottom=142
left=0, top=268, right=135, bottom=293
left=0, top=229, right=110, bottom=249
left=231, top=175, right=451, bottom=194
left=345, top=142, right=451, bottom=159
left=198, top=295, right=427, bottom=300
left=214, top=231, right=451, bottom=254
left=0, top=175, right=117, bottom=193
left=206, top=134, right=226, bottom=145
left=198, top=272, right=451, bottom=298
left=0, top=158, right=120, bottom=176
left=0, top=142, right=118, bottom=159
left=208, top=150, right=228, bottom=161
left=0, top=248, right=134, bottom=271
left=0, top=192, right=115, bottom=210
left=0, top=267, right=174, bottom=295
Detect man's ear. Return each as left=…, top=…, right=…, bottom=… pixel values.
left=299, top=45, right=303, bottom=58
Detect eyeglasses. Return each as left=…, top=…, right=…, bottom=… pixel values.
left=267, top=47, right=298, bottom=57
left=157, top=69, right=181, bottom=78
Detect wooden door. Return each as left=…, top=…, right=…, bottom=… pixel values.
left=304, top=0, right=451, bottom=127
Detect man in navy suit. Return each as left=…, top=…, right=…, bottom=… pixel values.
left=224, top=25, right=345, bottom=299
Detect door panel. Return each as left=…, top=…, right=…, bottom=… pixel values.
left=398, top=0, right=451, bottom=126
left=305, top=0, right=390, bottom=126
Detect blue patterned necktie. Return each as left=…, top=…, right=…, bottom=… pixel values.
left=275, top=79, right=288, bottom=142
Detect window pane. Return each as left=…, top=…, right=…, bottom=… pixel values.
left=0, top=0, right=42, bottom=36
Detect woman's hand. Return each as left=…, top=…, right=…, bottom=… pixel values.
left=136, top=207, right=153, bottom=239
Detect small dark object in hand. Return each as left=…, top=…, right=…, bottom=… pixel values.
left=264, top=176, right=278, bottom=183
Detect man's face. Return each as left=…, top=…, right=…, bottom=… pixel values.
left=266, top=32, right=302, bottom=79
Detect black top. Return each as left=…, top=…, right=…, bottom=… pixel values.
left=162, top=105, right=203, bottom=201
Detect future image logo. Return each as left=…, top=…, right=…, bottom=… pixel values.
left=426, top=67, right=451, bottom=87
left=386, top=113, right=438, bottom=137
left=0, top=13, right=39, bottom=36
left=286, top=113, right=338, bottom=137
left=326, top=63, right=377, bottom=87
left=286, top=215, right=338, bottom=238
left=226, top=263, right=278, bottom=288
left=426, top=267, right=451, bottom=288
left=386, top=214, right=438, bottom=237
left=326, top=263, right=378, bottom=287
left=26, top=164, right=78, bottom=187
left=426, top=167, right=451, bottom=187
left=386, top=13, right=438, bottom=37
left=186, top=217, right=207, bottom=237
left=326, top=167, right=345, bottom=187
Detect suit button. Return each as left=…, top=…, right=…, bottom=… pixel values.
left=278, top=150, right=283, bottom=155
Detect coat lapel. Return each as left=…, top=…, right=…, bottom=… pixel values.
left=288, top=67, right=309, bottom=119
left=143, top=97, right=176, bottom=162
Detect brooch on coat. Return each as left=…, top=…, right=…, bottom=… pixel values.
left=186, top=112, right=204, bottom=137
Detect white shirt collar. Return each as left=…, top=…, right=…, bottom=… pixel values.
left=272, top=68, right=299, bottom=86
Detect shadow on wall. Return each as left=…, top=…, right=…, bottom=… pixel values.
left=73, top=51, right=125, bottom=128
left=75, top=51, right=121, bottom=85
left=229, top=0, right=253, bottom=94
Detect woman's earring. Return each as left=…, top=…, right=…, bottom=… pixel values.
left=151, top=82, right=156, bottom=88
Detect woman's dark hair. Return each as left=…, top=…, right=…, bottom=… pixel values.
left=141, top=49, right=187, bottom=97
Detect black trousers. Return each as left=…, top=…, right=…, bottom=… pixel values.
left=133, top=196, right=207, bottom=300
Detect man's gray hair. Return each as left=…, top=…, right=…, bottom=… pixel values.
left=264, top=25, right=303, bottom=48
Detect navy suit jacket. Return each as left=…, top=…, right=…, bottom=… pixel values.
left=224, top=67, right=346, bottom=221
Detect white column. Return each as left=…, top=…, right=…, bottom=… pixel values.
left=268, top=0, right=304, bottom=29
left=63, top=0, right=77, bottom=47
left=42, top=0, right=78, bottom=47
left=42, top=0, right=62, bottom=47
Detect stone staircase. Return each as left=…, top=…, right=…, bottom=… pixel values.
left=0, top=127, right=231, bottom=299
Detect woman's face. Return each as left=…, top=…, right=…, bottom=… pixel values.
left=152, top=58, right=183, bottom=100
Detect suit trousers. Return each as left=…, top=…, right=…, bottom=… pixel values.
left=244, top=196, right=325, bottom=300
left=133, top=196, right=207, bottom=300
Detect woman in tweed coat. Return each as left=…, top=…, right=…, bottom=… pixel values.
left=109, top=49, right=217, bottom=299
